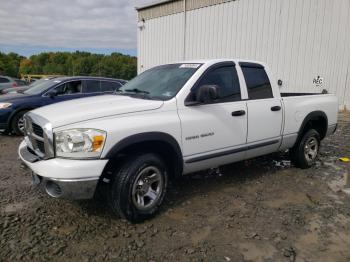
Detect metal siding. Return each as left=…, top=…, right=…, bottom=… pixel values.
left=138, top=1, right=183, bottom=21
left=138, top=0, right=350, bottom=108
left=138, top=13, right=184, bottom=72
left=138, top=0, right=237, bottom=21
left=342, top=0, right=350, bottom=109
left=186, top=0, right=234, bottom=11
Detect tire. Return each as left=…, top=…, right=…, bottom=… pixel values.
left=11, top=110, right=28, bottom=136
left=290, top=129, right=320, bottom=169
left=108, top=153, right=168, bottom=223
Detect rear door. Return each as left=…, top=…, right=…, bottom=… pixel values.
left=240, top=63, right=283, bottom=154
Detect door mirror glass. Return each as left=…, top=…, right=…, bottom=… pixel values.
left=196, top=85, right=219, bottom=103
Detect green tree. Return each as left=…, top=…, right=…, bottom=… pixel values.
left=0, top=50, right=137, bottom=80
left=0, top=52, right=23, bottom=77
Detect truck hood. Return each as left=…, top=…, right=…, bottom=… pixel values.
left=32, top=95, right=164, bottom=128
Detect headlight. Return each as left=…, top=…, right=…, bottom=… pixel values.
left=55, top=129, right=106, bottom=159
left=0, top=103, right=12, bottom=109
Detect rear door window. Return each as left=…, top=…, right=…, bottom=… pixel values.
left=101, top=81, right=121, bottom=92
left=85, top=80, right=101, bottom=93
left=241, top=65, right=273, bottom=100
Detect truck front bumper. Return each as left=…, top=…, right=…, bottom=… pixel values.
left=18, top=140, right=108, bottom=199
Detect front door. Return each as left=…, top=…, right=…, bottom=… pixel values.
left=178, top=63, right=248, bottom=172
left=43, top=80, right=84, bottom=105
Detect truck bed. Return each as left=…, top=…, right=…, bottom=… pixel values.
left=281, top=93, right=338, bottom=137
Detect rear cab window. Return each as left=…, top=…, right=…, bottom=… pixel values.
left=240, top=63, right=273, bottom=100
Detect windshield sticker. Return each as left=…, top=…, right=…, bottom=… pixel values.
left=179, top=64, right=201, bottom=69
left=162, top=91, right=173, bottom=97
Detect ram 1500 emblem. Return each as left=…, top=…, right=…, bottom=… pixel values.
left=186, top=132, right=214, bottom=141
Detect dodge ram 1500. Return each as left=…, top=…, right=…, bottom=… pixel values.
left=19, top=59, right=338, bottom=222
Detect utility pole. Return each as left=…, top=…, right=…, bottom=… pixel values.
left=183, top=0, right=186, bottom=60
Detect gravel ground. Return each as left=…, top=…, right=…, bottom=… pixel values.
left=1, top=113, right=350, bottom=262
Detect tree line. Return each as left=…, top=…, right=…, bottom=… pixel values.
left=0, top=51, right=137, bottom=80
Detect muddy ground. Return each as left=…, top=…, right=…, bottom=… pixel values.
left=1, top=114, right=350, bottom=262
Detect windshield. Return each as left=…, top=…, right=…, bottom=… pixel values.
left=24, top=79, right=60, bottom=95
left=118, top=63, right=202, bottom=100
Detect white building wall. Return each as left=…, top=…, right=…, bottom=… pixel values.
left=138, top=0, right=350, bottom=109
left=138, top=12, right=184, bottom=72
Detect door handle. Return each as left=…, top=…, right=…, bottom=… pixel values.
left=271, top=106, right=281, bottom=111
left=232, top=110, right=246, bottom=116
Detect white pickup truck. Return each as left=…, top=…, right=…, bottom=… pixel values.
left=19, top=59, right=338, bottom=222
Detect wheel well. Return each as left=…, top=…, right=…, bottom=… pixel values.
left=103, top=140, right=183, bottom=181
left=299, top=112, right=328, bottom=140
left=8, top=108, right=31, bottom=130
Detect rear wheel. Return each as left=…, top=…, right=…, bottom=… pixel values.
left=290, top=129, right=320, bottom=169
left=108, top=153, right=168, bottom=223
left=11, top=110, right=28, bottom=136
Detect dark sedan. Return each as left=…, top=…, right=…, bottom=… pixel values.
left=0, top=76, right=126, bottom=135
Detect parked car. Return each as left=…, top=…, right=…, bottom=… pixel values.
left=0, top=76, right=126, bottom=135
left=1, top=78, right=53, bottom=95
left=0, top=76, right=24, bottom=92
left=15, top=79, right=28, bottom=86
left=1, top=86, right=31, bottom=95
left=18, top=59, right=338, bottom=222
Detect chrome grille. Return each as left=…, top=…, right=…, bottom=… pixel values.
left=24, top=113, right=54, bottom=159
left=32, top=123, right=44, bottom=137
left=36, top=140, right=45, bottom=153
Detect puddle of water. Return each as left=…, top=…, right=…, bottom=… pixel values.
left=323, top=162, right=343, bottom=171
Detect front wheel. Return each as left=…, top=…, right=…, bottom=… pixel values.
left=108, top=153, right=168, bottom=223
left=290, top=129, right=320, bottom=169
left=11, top=110, right=28, bottom=136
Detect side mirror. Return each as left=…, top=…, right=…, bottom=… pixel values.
left=196, top=85, right=219, bottom=104
left=47, top=90, right=58, bottom=98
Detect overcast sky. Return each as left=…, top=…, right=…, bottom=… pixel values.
left=0, top=0, right=154, bottom=57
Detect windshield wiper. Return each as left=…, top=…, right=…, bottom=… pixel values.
left=124, top=88, right=150, bottom=94
left=115, top=88, right=153, bottom=99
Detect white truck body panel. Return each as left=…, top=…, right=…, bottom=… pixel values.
left=246, top=98, right=283, bottom=143
left=18, top=59, right=338, bottom=199
left=282, top=95, right=338, bottom=135
left=33, top=95, right=164, bottom=128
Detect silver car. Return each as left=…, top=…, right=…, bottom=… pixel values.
left=0, top=75, right=20, bottom=92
